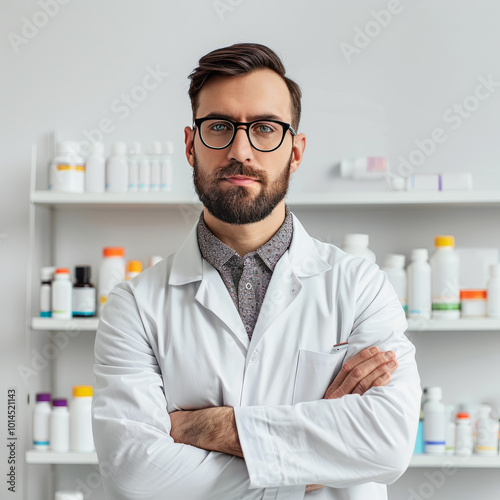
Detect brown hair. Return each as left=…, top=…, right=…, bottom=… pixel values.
left=188, top=43, right=302, bottom=129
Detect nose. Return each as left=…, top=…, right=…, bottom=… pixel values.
left=227, top=126, right=254, bottom=163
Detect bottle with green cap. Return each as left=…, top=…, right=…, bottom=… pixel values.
left=430, top=235, right=460, bottom=319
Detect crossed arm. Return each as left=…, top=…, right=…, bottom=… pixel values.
left=169, top=346, right=398, bottom=492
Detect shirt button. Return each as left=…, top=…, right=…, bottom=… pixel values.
left=245, top=325, right=251, bottom=332
left=250, top=351, right=259, bottom=363
left=291, top=287, right=298, bottom=294
left=245, top=282, right=252, bottom=290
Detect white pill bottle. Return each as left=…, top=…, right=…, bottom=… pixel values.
left=342, top=233, right=376, bottom=262
left=98, top=247, right=126, bottom=316
left=430, top=236, right=460, bottom=319
left=381, top=253, right=407, bottom=313
left=33, top=392, right=51, bottom=450
left=50, top=398, right=69, bottom=452
left=423, top=386, right=446, bottom=454
left=69, top=385, right=94, bottom=452
left=407, top=248, right=432, bottom=319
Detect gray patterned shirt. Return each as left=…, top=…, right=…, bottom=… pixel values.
left=197, top=207, right=293, bottom=339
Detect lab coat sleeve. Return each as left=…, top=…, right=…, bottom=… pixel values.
left=233, top=259, right=422, bottom=489
left=92, top=284, right=258, bottom=500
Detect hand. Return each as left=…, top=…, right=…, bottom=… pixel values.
left=323, top=346, right=397, bottom=399
left=305, top=483, right=325, bottom=493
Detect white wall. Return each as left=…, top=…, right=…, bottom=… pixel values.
left=1, top=1, right=500, bottom=499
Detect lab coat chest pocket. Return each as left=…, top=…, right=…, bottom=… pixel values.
left=292, top=349, right=347, bottom=404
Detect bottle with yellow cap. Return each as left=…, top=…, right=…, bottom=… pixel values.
left=69, top=385, right=94, bottom=452
left=125, top=260, right=143, bottom=281
left=430, top=235, right=460, bottom=319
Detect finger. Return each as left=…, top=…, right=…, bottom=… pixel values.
left=324, top=346, right=381, bottom=396
left=325, top=351, right=396, bottom=399
left=351, top=359, right=398, bottom=395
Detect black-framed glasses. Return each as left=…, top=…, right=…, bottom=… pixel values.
left=193, top=117, right=296, bottom=152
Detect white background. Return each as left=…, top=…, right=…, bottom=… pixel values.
left=1, top=1, right=500, bottom=499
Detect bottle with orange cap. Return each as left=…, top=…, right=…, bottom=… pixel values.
left=98, top=247, right=125, bottom=316
left=125, top=260, right=143, bottom=281
left=51, top=268, right=73, bottom=319
left=430, top=235, right=460, bottom=320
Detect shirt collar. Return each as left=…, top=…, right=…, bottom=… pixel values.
left=197, top=206, right=293, bottom=273
left=168, top=210, right=330, bottom=286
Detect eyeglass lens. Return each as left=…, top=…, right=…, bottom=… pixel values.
left=199, top=119, right=284, bottom=151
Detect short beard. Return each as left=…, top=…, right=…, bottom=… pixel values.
left=193, top=152, right=292, bottom=225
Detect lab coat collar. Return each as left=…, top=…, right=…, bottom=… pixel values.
left=168, top=211, right=331, bottom=286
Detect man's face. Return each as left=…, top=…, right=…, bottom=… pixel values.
left=185, top=69, right=304, bottom=225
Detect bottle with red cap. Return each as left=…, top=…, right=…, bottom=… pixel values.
left=51, top=268, right=73, bottom=319
left=98, top=247, right=125, bottom=316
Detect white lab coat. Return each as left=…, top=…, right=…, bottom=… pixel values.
left=92, top=213, right=421, bottom=500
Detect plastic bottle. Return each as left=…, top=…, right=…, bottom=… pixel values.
left=148, top=141, right=162, bottom=192
left=136, top=142, right=151, bottom=192
left=487, top=264, right=500, bottom=317
left=98, top=247, right=125, bottom=315
left=51, top=268, right=73, bottom=319
left=125, top=260, right=142, bottom=281
left=84, top=141, right=105, bottom=193
left=148, top=255, right=163, bottom=267
left=50, top=398, right=69, bottom=452
left=49, top=140, right=85, bottom=193
left=128, top=141, right=140, bottom=192
left=33, top=393, right=51, bottom=450
left=455, top=412, right=473, bottom=456
left=382, top=254, right=407, bottom=313
left=160, top=141, right=174, bottom=191
left=106, top=142, right=129, bottom=193
left=407, top=249, right=432, bottom=319
left=69, top=386, right=94, bottom=452
left=423, top=386, right=446, bottom=454
left=40, top=266, right=55, bottom=318
left=475, top=404, right=499, bottom=456
left=55, top=492, right=84, bottom=500
left=342, top=234, right=376, bottom=262
left=339, top=157, right=387, bottom=180
left=444, top=404, right=456, bottom=455
left=430, top=236, right=460, bottom=319
left=72, top=266, right=96, bottom=317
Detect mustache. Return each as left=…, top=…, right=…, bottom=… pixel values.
left=215, top=161, right=267, bottom=182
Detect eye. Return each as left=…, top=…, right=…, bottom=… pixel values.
left=210, top=122, right=230, bottom=132
left=252, top=122, right=277, bottom=134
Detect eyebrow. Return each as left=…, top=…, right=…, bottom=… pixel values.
left=198, top=112, right=287, bottom=122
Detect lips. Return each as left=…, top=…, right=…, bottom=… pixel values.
left=224, top=176, right=260, bottom=186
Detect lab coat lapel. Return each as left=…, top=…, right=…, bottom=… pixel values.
left=169, top=219, right=250, bottom=350
left=195, top=260, right=250, bottom=350
left=249, top=214, right=332, bottom=353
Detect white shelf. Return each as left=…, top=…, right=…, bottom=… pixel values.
left=31, top=317, right=99, bottom=331
left=409, top=454, right=500, bottom=468
left=31, top=190, right=500, bottom=207
left=26, top=450, right=98, bottom=464
left=30, top=317, right=500, bottom=333
left=407, top=318, right=500, bottom=332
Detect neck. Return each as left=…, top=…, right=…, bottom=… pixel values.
left=203, top=202, right=287, bottom=256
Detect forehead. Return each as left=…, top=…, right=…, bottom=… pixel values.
left=196, top=69, right=292, bottom=121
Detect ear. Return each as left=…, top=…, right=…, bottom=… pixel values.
left=184, top=126, right=195, bottom=167
left=289, top=133, right=306, bottom=174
